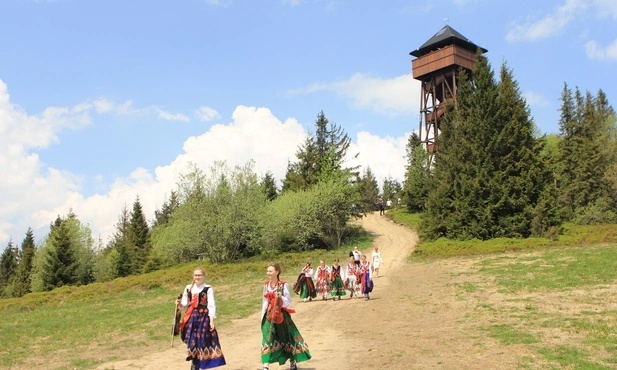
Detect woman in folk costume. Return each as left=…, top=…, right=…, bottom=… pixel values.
left=329, top=259, right=346, bottom=300
left=296, top=260, right=316, bottom=302
left=261, top=263, right=312, bottom=370
left=176, top=267, right=226, bottom=370
left=359, top=254, right=373, bottom=300
left=344, top=256, right=360, bottom=299
left=315, top=259, right=331, bottom=301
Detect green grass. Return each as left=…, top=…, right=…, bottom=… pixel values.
left=0, top=233, right=372, bottom=369
left=4, top=215, right=617, bottom=369
left=489, top=324, right=538, bottom=345
left=387, top=208, right=617, bottom=259
left=463, top=243, right=617, bottom=369
left=386, top=207, right=422, bottom=230
left=478, top=245, right=617, bottom=292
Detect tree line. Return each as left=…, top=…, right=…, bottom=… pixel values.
left=1, top=55, right=615, bottom=298
left=0, top=111, right=395, bottom=297
left=402, top=53, right=616, bottom=241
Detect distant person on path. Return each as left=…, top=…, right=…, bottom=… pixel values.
left=371, top=246, right=384, bottom=277
left=176, top=267, right=226, bottom=369
left=349, top=246, right=361, bottom=266
left=315, top=259, right=330, bottom=301
left=386, top=198, right=392, bottom=209
left=378, top=198, right=385, bottom=216
left=329, top=259, right=346, bottom=300
left=359, top=255, right=373, bottom=300
left=295, top=260, right=316, bottom=302
left=261, top=263, right=311, bottom=370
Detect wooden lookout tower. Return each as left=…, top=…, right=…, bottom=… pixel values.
left=410, top=25, right=487, bottom=159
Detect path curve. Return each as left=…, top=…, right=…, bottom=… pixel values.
left=97, top=212, right=522, bottom=369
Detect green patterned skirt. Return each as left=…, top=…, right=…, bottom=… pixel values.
left=261, top=311, right=311, bottom=365
left=330, top=276, right=347, bottom=297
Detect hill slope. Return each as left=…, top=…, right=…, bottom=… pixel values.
left=97, top=212, right=522, bottom=370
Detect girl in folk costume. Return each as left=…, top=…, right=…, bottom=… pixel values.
left=295, top=260, right=316, bottom=302
left=315, top=259, right=331, bottom=301
left=176, top=267, right=226, bottom=370
left=359, top=255, right=373, bottom=300
left=344, top=256, right=360, bottom=299
left=261, top=263, right=312, bottom=370
left=329, top=259, right=346, bottom=300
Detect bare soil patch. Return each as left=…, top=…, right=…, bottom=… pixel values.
left=97, top=212, right=526, bottom=370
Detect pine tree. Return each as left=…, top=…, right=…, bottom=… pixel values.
left=403, top=132, right=430, bottom=212
left=0, top=241, right=19, bottom=296
left=260, top=171, right=279, bottom=201
left=153, top=191, right=180, bottom=227
left=282, top=111, right=356, bottom=192
left=423, top=56, right=546, bottom=240
left=42, top=221, right=77, bottom=289
left=357, top=167, right=380, bottom=212
left=128, top=196, right=151, bottom=274
left=12, top=228, right=36, bottom=296
left=486, top=63, right=545, bottom=237
left=381, top=177, right=401, bottom=205
left=557, top=86, right=615, bottom=222
left=108, top=206, right=133, bottom=278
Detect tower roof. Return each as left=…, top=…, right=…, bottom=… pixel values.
left=410, top=25, right=487, bottom=58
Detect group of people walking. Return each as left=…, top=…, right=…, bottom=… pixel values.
left=173, top=245, right=383, bottom=370
left=293, top=245, right=383, bottom=302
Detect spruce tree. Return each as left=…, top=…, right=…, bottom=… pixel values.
left=128, top=196, right=151, bottom=274
left=260, top=171, right=279, bottom=201
left=357, top=167, right=379, bottom=212
left=487, top=63, right=544, bottom=237
left=282, top=111, right=356, bottom=192
left=108, top=206, right=133, bottom=278
left=12, top=228, right=36, bottom=296
left=42, top=222, right=77, bottom=289
left=403, top=132, right=430, bottom=212
left=423, top=56, right=546, bottom=240
left=0, top=241, right=18, bottom=296
left=557, top=86, right=615, bottom=222
left=153, top=191, right=180, bottom=227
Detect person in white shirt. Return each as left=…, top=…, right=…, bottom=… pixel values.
left=371, top=246, right=384, bottom=277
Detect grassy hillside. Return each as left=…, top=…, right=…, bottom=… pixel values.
left=3, top=212, right=617, bottom=369
left=0, top=232, right=373, bottom=370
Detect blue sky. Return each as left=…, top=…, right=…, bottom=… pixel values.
left=1, top=0, right=615, bottom=248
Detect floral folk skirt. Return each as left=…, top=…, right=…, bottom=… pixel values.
left=183, top=308, right=226, bottom=369
left=261, top=311, right=311, bottom=365
left=330, top=276, right=347, bottom=297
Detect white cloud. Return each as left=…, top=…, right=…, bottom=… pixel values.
left=594, top=0, right=617, bottom=19
left=195, top=106, right=221, bottom=122
left=585, top=39, right=617, bottom=61
left=506, top=0, right=616, bottom=43
left=92, top=98, right=189, bottom=121
left=1, top=70, right=412, bottom=247
left=523, top=91, right=550, bottom=107
left=290, top=73, right=420, bottom=116
left=0, top=89, right=410, bottom=247
left=506, top=0, right=588, bottom=42
left=347, top=130, right=410, bottom=187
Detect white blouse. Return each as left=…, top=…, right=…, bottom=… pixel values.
left=261, top=281, right=292, bottom=319
left=180, top=283, right=217, bottom=318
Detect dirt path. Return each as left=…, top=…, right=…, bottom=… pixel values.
left=97, top=212, right=523, bottom=370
